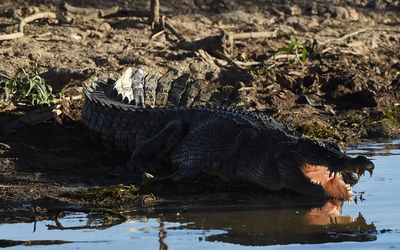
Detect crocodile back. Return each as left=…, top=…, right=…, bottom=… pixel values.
left=81, top=67, right=300, bottom=152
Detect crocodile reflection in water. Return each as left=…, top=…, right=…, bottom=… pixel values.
left=33, top=196, right=376, bottom=248
left=25, top=194, right=377, bottom=247
left=148, top=196, right=376, bottom=247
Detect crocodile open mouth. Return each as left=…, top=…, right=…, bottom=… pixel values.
left=301, top=164, right=352, bottom=200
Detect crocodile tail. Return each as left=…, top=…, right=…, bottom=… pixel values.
left=82, top=81, right=94, bottom=102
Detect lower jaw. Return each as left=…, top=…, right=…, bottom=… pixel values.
left=322, top=182, right=352, bottom=200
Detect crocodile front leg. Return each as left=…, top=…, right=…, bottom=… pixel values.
left=166, top=118, right=249, bottom=184
left=127, top=120, right=188, bottom=177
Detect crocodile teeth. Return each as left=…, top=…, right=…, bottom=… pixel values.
left=367, top=168, right=374, bottom=177
left=345, top=184, right=353, bottom=199
left=143, top=172, right=154, bottom=180
left=310, top=180, right=322, bottom=185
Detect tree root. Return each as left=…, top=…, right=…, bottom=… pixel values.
left=317, top=27, right=400, bottom=46
left=0, top=12, right=57, bottom=41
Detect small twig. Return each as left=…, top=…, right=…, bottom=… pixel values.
left=35, top=32, right=52, bottom=38
left=236, top=61, right=263, bottom=67
left=19, top=12, right=57, bottom=32
left=164, top=19, right=187, bottom=42
left=272, top=54, right=297, bottom=60
left=318, top=27, right=371, bottom=45
left=318, top=26, right=400, bottom=46
left=0, top=22, right=18, bottom=29
left=0, top=12, right=57, bottom=41
left=213, top=50, right=245, bottom=69
left=150, top=29, right=166, bottom=40
left=0, top=72, right=11, bottom=80
left=0, top=32, right=24, bottom=41
left=150, top=0, right=160, bottom=27
left=294, top=49, right=305, bottom=66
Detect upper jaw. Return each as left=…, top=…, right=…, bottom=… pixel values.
left=344, top=156, right=375, bottom=176
left=328, top=155, right=375, bottom=180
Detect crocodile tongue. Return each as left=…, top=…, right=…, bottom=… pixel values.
left=302, top=164, right=352, bottom=200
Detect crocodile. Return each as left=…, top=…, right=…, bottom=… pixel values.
left=81, top=67, right=375, bottom=200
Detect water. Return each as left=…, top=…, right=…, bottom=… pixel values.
left=1, top=140, right=399, bottom=249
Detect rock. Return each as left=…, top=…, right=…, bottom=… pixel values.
left=304, top=1, right=318, bottom=15
left=332, top=6, right=359, bottom=21
left=347, top=8, right=360, bottom=21
left=40, top=68, right=95, bottom=91
left=288, top=4, right=302, bottom=16
left=267, top=89, right=297, bottom=111
left=91, top=56, right=110, bottom=67
left=321, top=72, right=357, bottom=94
left=276, top=74, right=298, bottom=92
left=366, top=0, right=384, bottom=9
left=28, top=6, right=40, bottom=15
left=98, top=22, right=112, bottom=32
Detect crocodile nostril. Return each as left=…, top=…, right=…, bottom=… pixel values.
left=350, top=172, right=359, bottom=182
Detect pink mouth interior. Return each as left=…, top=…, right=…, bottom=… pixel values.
left=301, top=164, right=352, bottom=200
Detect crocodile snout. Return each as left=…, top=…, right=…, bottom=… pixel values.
left=349, top=156, right=375, bottom=176
left=341, top=155, right=375, bottom=186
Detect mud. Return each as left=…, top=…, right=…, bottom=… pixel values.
left=0, top=0, right=400, bottom=219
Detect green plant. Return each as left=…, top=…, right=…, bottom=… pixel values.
left=382, top=107, right=400, bottom=126
left=293, top=122, right=342, bottom=141
left=0, top=67, right=58, bottom=106
left=0, top=74, right=21, bottom=103
left=277, top=36, right=309, bottom=64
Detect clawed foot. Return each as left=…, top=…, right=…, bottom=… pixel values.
left=142, top=172, right=155, bottom=185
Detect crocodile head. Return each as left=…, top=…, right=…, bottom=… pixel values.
left=275, top=138, right=374, bottom=200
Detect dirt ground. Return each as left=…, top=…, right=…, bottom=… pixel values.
left=0, top=0, right=400, bottom=220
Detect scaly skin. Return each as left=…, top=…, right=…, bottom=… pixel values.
left=81, top=71, right=374, bottom=200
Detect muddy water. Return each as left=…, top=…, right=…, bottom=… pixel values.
left=1, top=140, right=399, bottom=249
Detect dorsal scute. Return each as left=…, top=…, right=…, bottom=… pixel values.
left=109, top=66, right=148, bottom=106
left=104, top=67, right=218, bottom=109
